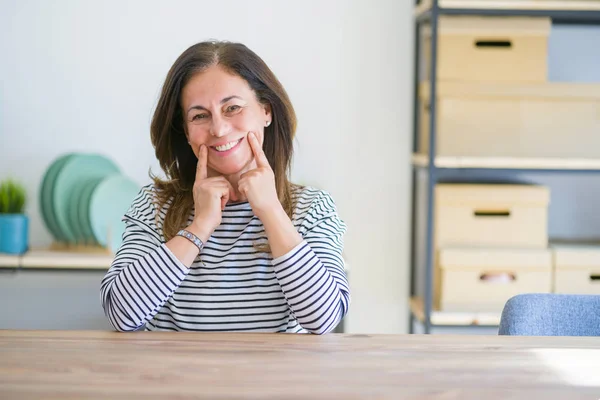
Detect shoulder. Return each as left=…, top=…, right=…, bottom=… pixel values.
left=292, top=185, right=338, bottom=217
left=292, top=184, right=345, bottom=234
left=123, top=183, right=168, bottom=229
left=126, top=184, right=159, bottom=215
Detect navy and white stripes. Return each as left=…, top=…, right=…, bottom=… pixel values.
left=100, top=184, right=350, bottom=334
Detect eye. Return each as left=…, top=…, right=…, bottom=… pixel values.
left=226, top=105, right=242, bottom=113
left=191, top=113, right=209, bottom=122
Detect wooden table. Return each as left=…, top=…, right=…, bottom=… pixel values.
left=1, top=331, right=600, bottom=399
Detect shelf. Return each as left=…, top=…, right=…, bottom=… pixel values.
left=411, top=0, right=600, bottom=335
left=416, top=0, right=600, bottom=21
left=410, top=297, right=501, bottom=326
left=0, top=249, right=114, bottom=270
left=412, top=154, right=600, bottom=172
left=3, top=250, right=348, bottom=272
left=0, top=254, right=20, bottom=268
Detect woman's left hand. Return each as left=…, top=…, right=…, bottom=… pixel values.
left=238, top=131, right=281, bottom=219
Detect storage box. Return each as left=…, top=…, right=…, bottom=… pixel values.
left=553, top=244, right=600, bottom=294
left=422, top=16, right=550, bottom=83
left=435, top=184, right=550, bottom=248
left=436, top=247, right=553, bottom=312
left=419, top=82, right=600, bottom=158
left=418, top=0, right=600, bottom=13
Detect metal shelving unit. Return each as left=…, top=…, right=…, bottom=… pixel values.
left=409, top=0, right=600, bottom=334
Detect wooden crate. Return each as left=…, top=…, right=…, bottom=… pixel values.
left=436, top=247, right=553, bottom=312
left=419, top=82, right=600, bottom=158
left=553, top=244, right=600, bottom=294
left=422, top=16, right=550, bottom=83
left=435, top=184, right=549, bottom=248
left=417, top=0, right=600, bottom=13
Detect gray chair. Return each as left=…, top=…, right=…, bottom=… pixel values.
left=498, top=293, right=600, bottom=336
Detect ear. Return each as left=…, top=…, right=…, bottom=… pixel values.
left=262, top=102, right=272, bottom=120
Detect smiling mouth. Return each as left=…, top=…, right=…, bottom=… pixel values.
left=212, top=138, right=243, bottom=152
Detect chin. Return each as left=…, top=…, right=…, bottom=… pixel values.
left=211, top=159, right=251, bottom=176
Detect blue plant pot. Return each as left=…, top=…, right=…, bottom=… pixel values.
left=0, top=214, right=29, bottom=254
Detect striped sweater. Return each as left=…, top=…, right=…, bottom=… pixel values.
left=100, top=184, right=350, bottom=334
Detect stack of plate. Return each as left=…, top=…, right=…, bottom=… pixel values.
left=39, top=153, right=140, bottom=253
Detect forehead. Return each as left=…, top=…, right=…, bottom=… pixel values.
left=181, top=65, right=255, bottom=108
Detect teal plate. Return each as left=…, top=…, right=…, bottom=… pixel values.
left=52, top=154, right=121, bottom=244
left=75, top=177, right=104, bottom=245
left=89, top=175, right=140, bottom=253
left=39, top=154, right=75, bottom=242
left=39, top=155, right=64, bottom=240
left=67, top=176, right=103, bottom=245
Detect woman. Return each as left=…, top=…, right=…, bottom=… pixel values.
left=100, top=41, right=350, bottom=334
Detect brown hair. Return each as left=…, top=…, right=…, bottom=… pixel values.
left=150, top=41, right=297, bottom=241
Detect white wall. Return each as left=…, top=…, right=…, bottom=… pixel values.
left=0, top=0, right=414, bottom=333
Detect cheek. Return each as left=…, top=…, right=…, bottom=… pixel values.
left=187, top=126, right=211, bottom=150
left=234, top=109, right=264, bottom=132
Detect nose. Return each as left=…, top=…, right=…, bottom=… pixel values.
left=209, top=114, right=229, bottom=138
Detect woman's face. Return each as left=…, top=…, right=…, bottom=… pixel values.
left=181, top=65, right=271, bottom=177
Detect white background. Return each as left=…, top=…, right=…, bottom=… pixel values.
left=0, top=0, right=414, bottom=333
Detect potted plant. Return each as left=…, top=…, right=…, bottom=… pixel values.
left=0, top=179, right=28, bottom=254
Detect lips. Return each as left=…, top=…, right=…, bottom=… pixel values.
left=212, top=138, right=242, bottom=152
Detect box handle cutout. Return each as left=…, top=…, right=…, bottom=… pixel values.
left=474, top=210, right=511, bottom=218
left=480, top=272, right=516, bottom=284
left=475, top=40, right=512, bottom=48
left=590, top=274, right=600, bottom=282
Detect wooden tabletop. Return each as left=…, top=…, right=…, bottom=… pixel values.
left=1, top=331, right=600, bottom=399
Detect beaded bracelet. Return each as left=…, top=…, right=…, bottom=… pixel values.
left=176, top=229, right=204, bottom=252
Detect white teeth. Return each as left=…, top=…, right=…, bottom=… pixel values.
left=215, top=139, right=240, bottom=152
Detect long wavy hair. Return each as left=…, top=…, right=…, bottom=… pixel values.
left=150, top=41, right=297, bottom=240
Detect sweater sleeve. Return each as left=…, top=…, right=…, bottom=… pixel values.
left=272, top=190, right=350, bottom=334
left=100, top=186, right=190, bottom=332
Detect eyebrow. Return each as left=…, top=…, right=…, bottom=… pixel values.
left=187, top=96, right=243, bottom=114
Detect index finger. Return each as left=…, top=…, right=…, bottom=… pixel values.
left=248, top=132, right=270, bottom=169
left=196, top=144, right=208, bottom=180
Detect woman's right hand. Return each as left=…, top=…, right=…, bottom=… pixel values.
left=187, top=145, right=237, bottom=242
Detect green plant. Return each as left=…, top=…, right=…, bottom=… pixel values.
left=0, top=179, right=27, bottom=214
